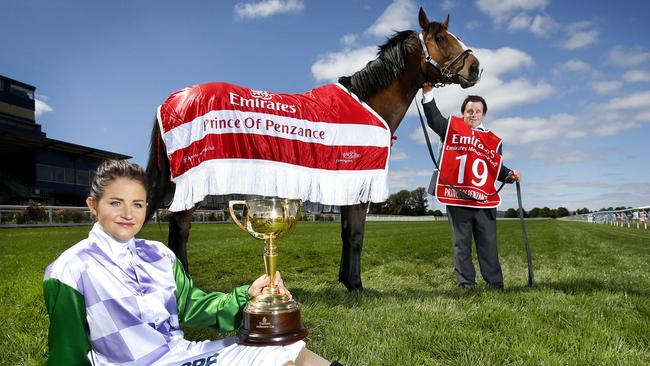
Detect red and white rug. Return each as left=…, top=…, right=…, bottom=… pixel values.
left=158, top=82, right=391, bottom=211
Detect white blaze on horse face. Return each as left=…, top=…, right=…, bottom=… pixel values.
left=447, top=30, right=469, bottom=51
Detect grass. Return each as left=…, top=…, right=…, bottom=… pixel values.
left=1, top=220, right=649, bottom=365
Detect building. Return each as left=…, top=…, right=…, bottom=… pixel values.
left=0, top=75, right=130, bottom=206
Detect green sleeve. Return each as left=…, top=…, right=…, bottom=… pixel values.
left=43, top=278, right=91, bottom=366
left=173, top=259, right=250, bottom=331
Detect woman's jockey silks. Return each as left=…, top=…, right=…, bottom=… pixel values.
left=434, top=116, right=503, bottom=208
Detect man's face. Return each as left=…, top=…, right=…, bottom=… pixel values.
left=463, top=101, right=484, bottom=128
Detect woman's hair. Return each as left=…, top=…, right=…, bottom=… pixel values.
left=89, top=160, right=148, bottom=202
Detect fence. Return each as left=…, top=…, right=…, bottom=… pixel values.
left=0, top=205, right=233, bottom=228
left=0, top=204, right=451, bottom=228
left=558, top=206, right=650, bottom=230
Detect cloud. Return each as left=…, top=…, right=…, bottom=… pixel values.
left=507, top=13, right=557, bottom=38
left=466, top=20, right=481, bottom=30
left=311, top=46, right=377, bottom=82
left=234, top=0, right=304, bottom=20
left=622, top=70, right=650, bottom=83
left=490, top=114, right=582, bottom=145
left=555, top=59, right=593, bottom=73
left=507, top=13, right=532, bottom=31
left=408, top=122, right=439, bottom=145
left=589, top=96, right=650, bottom=135
left=600, top=90, right=650, bottom=111
left=529, top=14, right=557, bottom=37
left=441, top=0, right=455, bottom=12
left=561, top=31, right=597, bottom=50
left=389, top=148, right=408, bottom=161
left=365, top=0, right=416, bottom=38
left=474, top=47, right=535, bottom=77
left=477, top=0, right=548, bottom=24
left=529, top=148, right=594, bottom=164
left=387, top=168, right=431, bottom=190
left=35, top=98, right=53, bottom=117
left=589, top=80, right=622, bottom=94
left=607, top=46, right=650, bottom=68
left=340, top=34, right=358, bottom=46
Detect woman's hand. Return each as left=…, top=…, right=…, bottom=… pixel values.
left=248, top=271, right=292, bottom=299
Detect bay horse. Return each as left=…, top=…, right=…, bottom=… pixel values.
left=145, top=7, right=481, bottom=291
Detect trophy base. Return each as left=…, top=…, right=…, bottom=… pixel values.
left=237, top=306, right=308, bottom=346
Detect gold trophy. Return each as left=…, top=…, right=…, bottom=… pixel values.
left=228, top=198, right=308, bottom=346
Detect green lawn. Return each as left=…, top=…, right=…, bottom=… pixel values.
left=1, top=220, right=649, bottom=365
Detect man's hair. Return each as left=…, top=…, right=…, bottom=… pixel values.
left=89, top=160, right=148, bottom=202
left=461, top=95, right=488, bottom=115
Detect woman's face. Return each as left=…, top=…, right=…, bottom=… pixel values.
left=86, top=177, right=147, bottom=242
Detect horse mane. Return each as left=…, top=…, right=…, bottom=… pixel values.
left=338, top=30, right=419, bottom=100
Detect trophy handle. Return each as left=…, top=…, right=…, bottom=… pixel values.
left=229, top=200, right=266, bottom=240
left=229, top=200, right=248, bottom=232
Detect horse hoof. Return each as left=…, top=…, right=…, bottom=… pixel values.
left=341, top=281, right=363, bottom=292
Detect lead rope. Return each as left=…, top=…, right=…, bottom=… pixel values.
left=415, top=102, right=507, bottom=202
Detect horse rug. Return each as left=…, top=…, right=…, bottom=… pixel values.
left=158, top=82, right=391, bottom=212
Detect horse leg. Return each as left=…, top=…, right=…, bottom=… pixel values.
left=168, top=208, right=195, bottom=273
left=339, top=202, right=369, bottom=292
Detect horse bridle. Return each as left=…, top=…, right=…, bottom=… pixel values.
left=418, top=32, right=478, bottom=87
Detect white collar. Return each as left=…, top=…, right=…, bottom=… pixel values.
left=91, top=223, right=136, bottom=261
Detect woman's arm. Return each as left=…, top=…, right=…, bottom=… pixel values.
left=43, top=279, right=91, bottom=366
left=173, top=259, right=250, bottom=332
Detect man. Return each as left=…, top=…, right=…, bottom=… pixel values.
left=422, top=82, right=520, bottom=290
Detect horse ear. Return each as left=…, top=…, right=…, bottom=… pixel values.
left=418, top=7, right=430, bottom=30
left=442, top=14, right=449, bottom=29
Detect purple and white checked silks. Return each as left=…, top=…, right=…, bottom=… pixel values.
left=44, top=223, right=303, bottom=365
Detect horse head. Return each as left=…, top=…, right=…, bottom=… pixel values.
left=418, top=7, right=481, bottom=88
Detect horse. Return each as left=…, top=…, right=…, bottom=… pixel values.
left=145, top=7, right=481, bottom=292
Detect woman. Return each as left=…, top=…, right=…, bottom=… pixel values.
left=43, top=160, right=340, bottom=366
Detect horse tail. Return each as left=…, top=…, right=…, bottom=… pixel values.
left=145, top=115, right=172, bottom=222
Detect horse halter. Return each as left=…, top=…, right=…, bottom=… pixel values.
left=418, top=32, right=478, bottom=87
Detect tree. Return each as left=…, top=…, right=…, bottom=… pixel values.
left=504, top=208, right=518, bottom=218
left=411, top=187, right=428, bottom=216
left=389, top=190, right=414, bottom=215
left=539, top=206, right=555, bottom=218
left=369, top=187, right=431, bottom=216
left=576, top=207, right=591, bottom=214
left=368, top=201, right=389, bottom=214
left=528, top=207, right=541, bottom=218
left=556, top=207, right=570, bottom=217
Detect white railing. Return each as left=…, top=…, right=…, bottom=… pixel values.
left=558, top=206, right=650, bottom=230
left=0, top=204, right=450, bottom=227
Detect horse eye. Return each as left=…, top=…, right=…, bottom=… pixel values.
left=435, top=36, right=444, bottom=43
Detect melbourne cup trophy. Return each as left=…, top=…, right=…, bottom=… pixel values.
left=228, top=198, right=308, bottom=346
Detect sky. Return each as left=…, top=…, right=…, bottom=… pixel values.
left=2, top=0, right=649, bottom=212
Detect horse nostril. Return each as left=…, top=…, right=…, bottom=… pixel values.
left=470, top=62, right=479, bottom=79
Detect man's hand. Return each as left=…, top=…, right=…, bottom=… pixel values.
left=422, top=81, right=434, bottom=93
left=510, top=169, right=521, bottom=182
